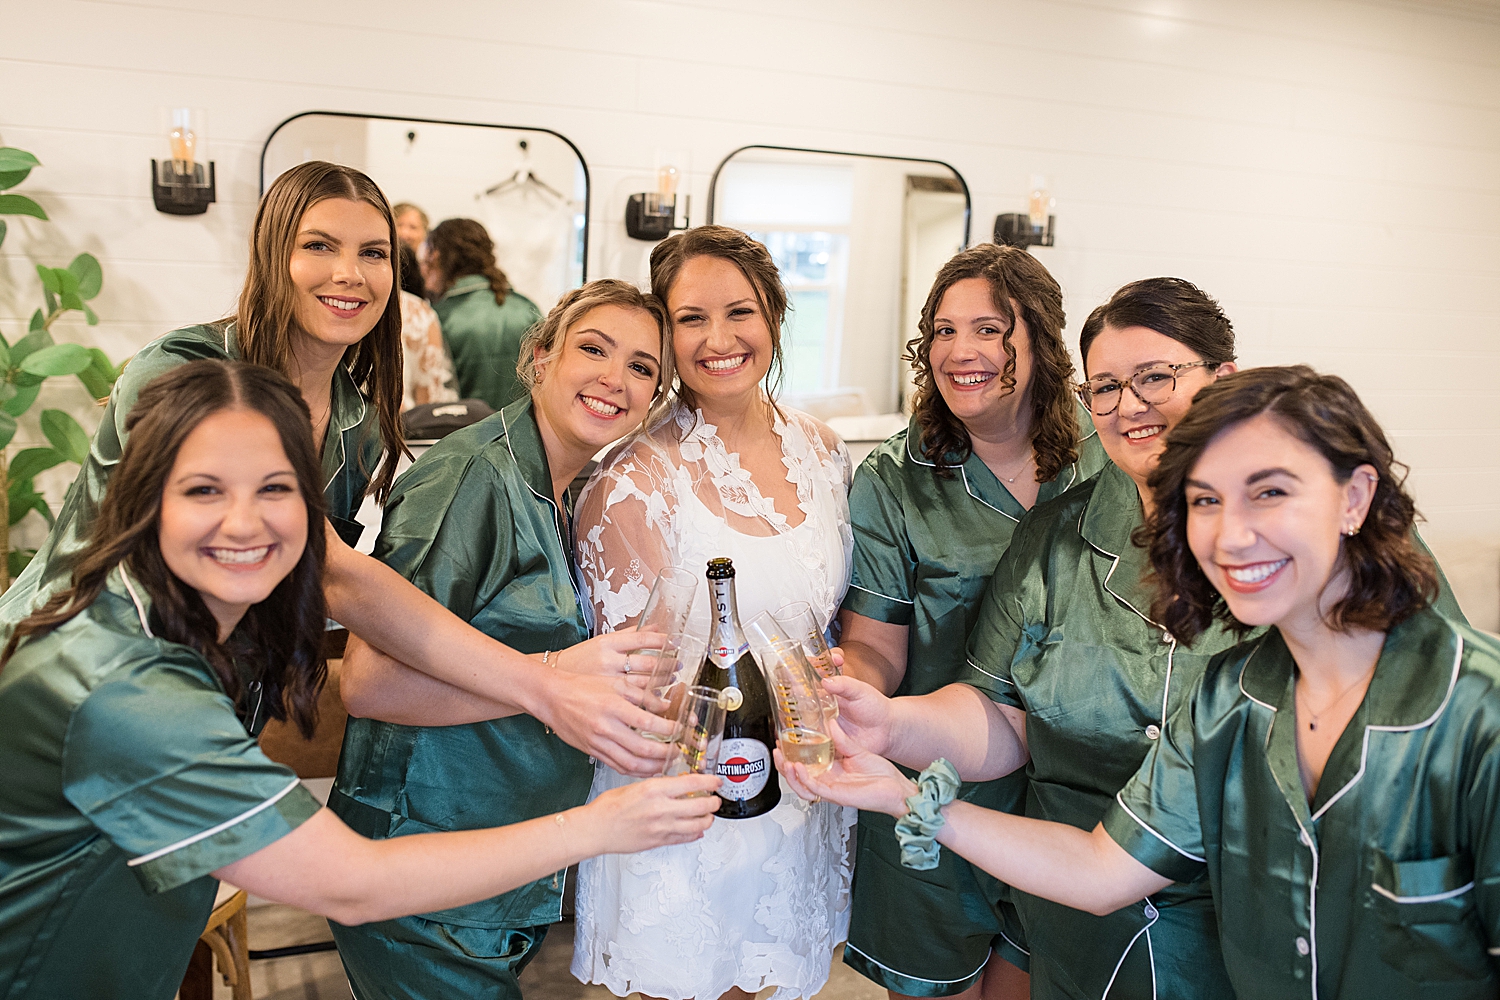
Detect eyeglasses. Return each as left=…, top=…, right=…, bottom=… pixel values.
left=1075, top=361, right=1219, bottom=416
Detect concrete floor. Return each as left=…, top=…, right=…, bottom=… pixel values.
left=201, top=903, right=886, bottom=1000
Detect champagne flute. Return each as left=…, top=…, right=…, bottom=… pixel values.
left=638, top=566, right=698, bottom=635
left=748, top=608, right=839, bottom=719
left=753, top=637, right=834, bottom=777
left=636, top=633, right=705, bottom=741
left=661, top=685, right=728, bottom=796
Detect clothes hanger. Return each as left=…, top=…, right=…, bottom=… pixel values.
left=480, top=139, right=569, bottom=203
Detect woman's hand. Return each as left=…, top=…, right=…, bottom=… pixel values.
left=775, top=721, right=917, bottom=817
left=578, top=774, right=721, bottom=854
left=553, top=629, right=665, bottom=677
left=822, top=674, right=895, bottom=756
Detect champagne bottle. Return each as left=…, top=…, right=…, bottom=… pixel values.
left=694, top=557, right=781, bottom=819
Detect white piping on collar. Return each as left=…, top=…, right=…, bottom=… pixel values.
left=904, top=432, right=1027, bottom=524
left=1308, top=630, right=1464, bottom=823
left=1237, top=636, right=1278, bottom=712
left=119, top=566, right=154, bottom=638
left=321, top=364, right=368, bottom=492
left=847, top=582, right=913, bottom=605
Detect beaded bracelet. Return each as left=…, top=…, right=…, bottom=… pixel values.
left=895, top=758, right=961, bottom=870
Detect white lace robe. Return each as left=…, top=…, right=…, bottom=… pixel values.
left=571, top=402, right=855, bottom=1000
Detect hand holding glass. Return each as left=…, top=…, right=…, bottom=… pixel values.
left=637, top=566, right=698, bottom=635
left=661, top=685, right=728, bottom=796
left=637, top=633, right=704, bottom=742
left=756, top=637, right=835, bottom=777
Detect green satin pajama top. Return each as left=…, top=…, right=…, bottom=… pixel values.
left=840, top=406, right=1105, bottom=989
left=963, top=461, right=1245, bottom=1000
left=0, top=323, right=381, bottom=632
left=1106, top=610, right=1500, bottom=1000
left=0, top=567, right=320, bottom=1000
left=330, top=395, right=593, bottom=929
left=433, top=275, right=542, bottom=412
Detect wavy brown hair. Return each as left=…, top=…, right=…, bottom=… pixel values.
left=518, top=279, right=674, bottom=427
left=906, top=244, right=1077, bottom=481
left=1140, top=365, right=1437, bottom=645
left=2, top=360, right=330, bottom=737
left=427, top=218, right=512, bottom=305
left=236, top=160, right=405, bottom=503
left=648, top=225, right=788, bottom=418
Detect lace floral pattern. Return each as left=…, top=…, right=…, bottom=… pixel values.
left=399, top=290, right=458, bottom=411
left=571, top=402, right=855, bottom=1000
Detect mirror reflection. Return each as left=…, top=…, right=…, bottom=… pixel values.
left=262, top=113, right=588, bottom=313
left=708, top=146, right=969, bottom=431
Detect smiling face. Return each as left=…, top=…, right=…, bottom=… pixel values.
left=157, top=407, right=309, bottom=640
left=288, top=198, right=393, bottom=359
left=532, top=303, right=663, bottom=466
left=667, top=255, right=775, bottom=409
left=1084, top=324, right=1235, bottom=493
left=928, top=277, right=1034, bottom=437
left=1184, top=412, right=1378, bottom=636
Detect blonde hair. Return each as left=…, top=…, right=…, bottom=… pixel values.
left=519, top=280, right=674, bottom=426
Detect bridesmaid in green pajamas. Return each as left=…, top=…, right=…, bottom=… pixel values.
left=838, top=244, right=1105, bottom=1000
left=0, top=160, right=665, bottom=781
left=786, top=365, right=1500, bottom=1000
left=328, top=280, right=681, bottom=1000
left=0, top=360, right=719, bottom=1000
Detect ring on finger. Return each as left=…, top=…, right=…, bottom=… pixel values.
left=624, top=653, right=632, bottom=675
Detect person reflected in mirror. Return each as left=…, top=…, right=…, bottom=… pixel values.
left=393, top=201, right=429, bottom=252
left=0, top=359, right=719, bottom=1000
left=421, top=217, right=543, bottom=410
left=0, top=161, right=669, bottom=799
left=571, top=226, right=855, bottom=1000
left=397, top=242, right=458, bottom=411
left=329, top=280, right=684, bottom=999
left=837, top=244, right=1107, bottom=1000
left=782, top=365, right=1500, bottom=1000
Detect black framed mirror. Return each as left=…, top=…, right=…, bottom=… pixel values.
left=707, top=145, right=971, bottom=427
left=262, top=111, right=590, bottom=310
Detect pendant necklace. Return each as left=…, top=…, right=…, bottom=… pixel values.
left=1296, top=664, right=1376, bottom=732
left=994, top=451, right=1034, bottom=484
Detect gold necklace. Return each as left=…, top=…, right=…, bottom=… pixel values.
left=1295, top=665, right=1376, bottom=732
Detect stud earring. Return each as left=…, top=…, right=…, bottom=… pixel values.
left=1342, top=523, right=1360, bottom=537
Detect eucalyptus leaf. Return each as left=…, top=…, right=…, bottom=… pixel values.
left=3, top=382, right=42, bottom=417
left=28, top=310, right=44, bottom=333
left=35, top=266, right=61, bottom=296
left=59, top=291, right=84, bottom=313
left=0, top=336, right=10, bottom=370
left=33, top=499, right=55, bottom=527
left=0, top=219, right=7, bottom=249
left=0, top=412, right=16, bottom=451
left=42, top=288, right=57, bottom=316
left=0, top=149, right=41, bottom=171
left=83, top=303, right=98, bottom=326
left=6, top=488, right=40, bottom=527
left=54, top=268, right=80, bottom=297
left=20, top=343, right=92, bottom=378
left=76, top=349, right=117, bottom=400
left=40, top=410, right=89, bottom=464
left=0, top=168, right=32, bottom=191
left=0, top=194, right=46, bottom=221
left=0, top=382, right=17, bottom=403
left=68, top=253, right=103, bottom=299
left=8, top=549, right=35, bottom=578
left=8, top=447, right=66, bottom=485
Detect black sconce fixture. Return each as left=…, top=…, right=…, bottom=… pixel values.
left=994, top=174, right=1054, bottom=249
left=993, top=212, right=1053, bottom=249
left=152, top=108, right=216, bottom=216
left=626, top=165, right=690, bottom=240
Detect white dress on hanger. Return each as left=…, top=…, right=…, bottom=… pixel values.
left=571, top=402, right=855, bottom=1000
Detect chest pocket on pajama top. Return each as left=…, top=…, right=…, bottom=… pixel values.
left=1370, top=851, right=1492, bottom=984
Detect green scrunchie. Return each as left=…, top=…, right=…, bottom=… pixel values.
left=895, top=758, right=960, bottom=870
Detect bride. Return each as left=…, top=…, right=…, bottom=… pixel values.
left=572, top=226, right=854, bottom=1000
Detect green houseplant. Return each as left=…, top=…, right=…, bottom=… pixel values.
left=0, top=146, right=122, bottom=587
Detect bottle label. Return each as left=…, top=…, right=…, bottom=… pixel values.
left=716, top=737, right=772, bottom=800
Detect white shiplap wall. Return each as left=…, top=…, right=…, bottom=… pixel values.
left=2, top=0, right=1497, bottom=626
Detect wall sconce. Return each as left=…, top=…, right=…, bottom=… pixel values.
left=994, top=174, right=1054, bottom=248
left=626, top=164, right=690, bottom=240
left=152, top=108, right=216, bottom=215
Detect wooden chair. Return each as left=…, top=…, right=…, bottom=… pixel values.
left=181, top=881, right=251, bottom=1000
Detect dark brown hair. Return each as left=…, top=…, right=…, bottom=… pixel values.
left=906, top=243, right=1078, bottom=482
left=3, top=360, right=330, bottom=737
left=427, top=218, right=511, bottom=305
left=1078, top=277, right=1236, bottom=375
left=518, top=279, right=674, bottom=427
left=1141, top=365, right=1436, bottom=644
left=236, top=160, right=405, bottom=503
left=648, top=225, right=788, bottom=416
